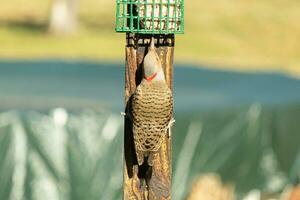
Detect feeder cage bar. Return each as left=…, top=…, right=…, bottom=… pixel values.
left=116, top=0, right=184, bottom=34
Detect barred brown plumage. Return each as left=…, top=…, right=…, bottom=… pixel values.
left=130, top=37, right=173, bottom=166
left=131, top=81, right=173, bottom=165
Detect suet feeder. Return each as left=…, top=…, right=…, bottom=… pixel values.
left=115, top=0, right=184, bottom=34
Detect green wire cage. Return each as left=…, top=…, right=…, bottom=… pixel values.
left=115, top=0, right=184, bottom=34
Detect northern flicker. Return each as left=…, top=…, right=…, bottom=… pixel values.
left=131, top=37, right=173, bottom=166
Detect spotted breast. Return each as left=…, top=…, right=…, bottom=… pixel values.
left=131, top=80, right=173, bottom=154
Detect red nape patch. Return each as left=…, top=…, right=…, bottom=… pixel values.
left=145, top=72, right=157, bottom=82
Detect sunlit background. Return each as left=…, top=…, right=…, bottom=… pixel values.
left=0, top=0, right=300, bottom=200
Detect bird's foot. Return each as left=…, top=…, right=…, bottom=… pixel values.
left=147, top=153, right=155, bottom=166
left=137, top=152, right=144, bottom=166
left=121, top=112, right=126, bottom=116
left=167, top=118, right=176, bottom=137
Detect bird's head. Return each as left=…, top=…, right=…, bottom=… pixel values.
left=143, top=38, right=165, bottom=82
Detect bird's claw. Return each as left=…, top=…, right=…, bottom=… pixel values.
left=167, top=118, right=175, bottom=137
left=121, top=112, right=126, bottom=116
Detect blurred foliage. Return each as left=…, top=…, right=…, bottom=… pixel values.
left=0, top=104, right=299, bottom=199
left=0, top=109, right=124, bottom=200
left=0, top=0, right=299, bottom=74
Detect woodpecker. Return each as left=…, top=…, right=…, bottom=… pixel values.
left=131, top=37, right=173, bottom=166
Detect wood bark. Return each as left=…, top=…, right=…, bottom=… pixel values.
left=124, top=34, right=174, bottom=200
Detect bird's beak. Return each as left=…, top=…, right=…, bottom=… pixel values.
left=149, top=37, right=155, bottom=50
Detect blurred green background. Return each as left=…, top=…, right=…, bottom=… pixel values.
left=0, top=0, right=300, bottom=200
left=0, top=0, right=300, bottom=74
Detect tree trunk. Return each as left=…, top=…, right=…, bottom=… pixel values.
left=124, top=34, right=174, bottom=200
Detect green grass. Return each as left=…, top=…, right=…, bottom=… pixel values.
left=0, top=0, right=300, bottom=74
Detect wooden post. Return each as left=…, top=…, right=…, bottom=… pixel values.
left=124, top=34, right=174, bottom=200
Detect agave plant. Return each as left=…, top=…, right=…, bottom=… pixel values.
left=0, top=109, right=123, bottom=200
left=1, top=104, right=299, bottom=200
